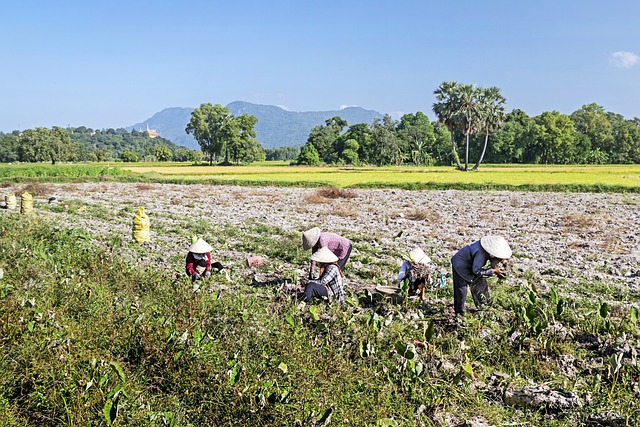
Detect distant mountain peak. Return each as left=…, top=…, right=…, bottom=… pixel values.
left=127, top=101, right=383, bottom=149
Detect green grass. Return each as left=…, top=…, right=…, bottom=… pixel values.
left=2, top=162, right=640, bottom=192
left=1, top=215, right=640, bottom=426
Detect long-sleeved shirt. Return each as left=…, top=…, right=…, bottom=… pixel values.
left=318, top=263, right=345, bottom=303
left=310, top=232, right=351, bottom=271
left=397, top=260, right=412, bottom=286
left=185, top=251, right=211, bottom=276
left=451, top=240, right=495, bottom=283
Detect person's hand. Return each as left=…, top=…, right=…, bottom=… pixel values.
left=203, top=270, right=211, bottom=278
left=193, top=273, right=202, bottom=280
left=494, top=268, right=505, bottom=279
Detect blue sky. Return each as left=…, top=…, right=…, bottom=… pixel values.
left=1, top=0, right=638, bottom=132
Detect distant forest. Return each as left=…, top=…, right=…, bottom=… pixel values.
left=0, top=127, right=199, bottom=163
left=1, top=102, right=639, bottom=166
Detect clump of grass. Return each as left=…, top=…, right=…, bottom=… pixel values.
left=17, top=182, right=53, bottom=196
left=561, top=213, right=596, bottom=229
left=406, top=208, right=441, bottom=222
left=316, top=186, right=357, bottom=199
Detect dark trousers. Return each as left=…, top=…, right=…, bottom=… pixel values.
left=452, top=269, right=491, bottom=315
left=303, top=281, right=328, bottom=302
left=337, top=243, right=352, bottom=271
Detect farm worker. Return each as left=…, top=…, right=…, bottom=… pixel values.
left=451, top=236, right=512, bottom=316
left=302, top=247, right=345, bottom=304
left=397, top=247, right=433, bottom=301
left=302, top=227, right=352, bottom=279
left=185, top=238, right=229, bottom=282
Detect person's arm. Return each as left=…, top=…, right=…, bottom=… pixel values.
left=309, top=246, right=318, bottom=278
left=397, top=261, right=410, bottom=286
left=185, top=253, right=197, bottom=275
left=205, top=252, right=212, bottom=272
left=472, top=252, right=494, bottom=277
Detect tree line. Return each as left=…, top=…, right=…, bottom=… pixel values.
left=0, top=126, right=201, bottom=164
left=296, top=82, right=640, bottom=167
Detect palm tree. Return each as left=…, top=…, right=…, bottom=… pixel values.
left=472, top=87, right=506, bottom=170
left=453, top=83, right=480, bottom=171
left=433, top=81, right=464, bottom=170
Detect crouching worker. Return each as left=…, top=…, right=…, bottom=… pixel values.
left=397, top=247, right=433, bottom=301
left=302, top=247, right=345, bottom=304
left=302, top=227, right=352, bottom=279
left=185, top=238, right=229, bottom=281
left=451, top=236, right=512, bottom=316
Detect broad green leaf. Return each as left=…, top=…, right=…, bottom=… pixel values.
left=462, top=360, right=474, bottom=379
left=556, top=299, right=564, bottom=317
left=377, top=418, right=399, bottom=427
left=631, top=306, right=638, bottom=324
left=309, top=305, right=320, bottom=321
left=110, top=362, right=126, bottom=383
left=549, top=287, right=559, bottom=304
left=284, top=313, right=295, bottom=327
left=27, top=321, right=35, bottom=332
left=103, top=398, right=116, bottom=425
left=424, top=319, right=435, bottom=342
left=278, top=362, right=288, bottom=373
left=317, top=407, right=333, bottom=425
left=229, top=366, right=240, bottom=385
left=599, top=302, right=609, bottom=319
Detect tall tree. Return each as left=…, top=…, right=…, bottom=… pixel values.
left=185, top=103, right=234, bottom=165
left=531, top=111, right=576, bottom=163
left=396, top=112, right=436, bottom=165
left=433, top=81, right=464, bottom=170
left=472, top=87, right=506, bottom=170
left=453, top=83, right=480, bottom=171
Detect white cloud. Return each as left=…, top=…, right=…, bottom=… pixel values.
left=609, top=51, right=639, bottom=68
left=388, top=111, right=405, bottom=120
left=339, top=104, right=358, bottom=110
left=275, top=105, right=289, bottom=111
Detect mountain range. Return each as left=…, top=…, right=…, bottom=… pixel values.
left=126, top=101, right=383, bottom=150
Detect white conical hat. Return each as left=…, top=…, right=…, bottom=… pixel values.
left=409, top=247, right=431, bottom=265
left=302, top=227, right=321, bottom=250
left=310, top=247, right=338, bottom=263
left=189, top=238, right=212, bottom=253
left=480, top=236, right=512, bottom=259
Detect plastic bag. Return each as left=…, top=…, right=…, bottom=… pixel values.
left=5, top=194, right=16, bottom=210
left=20, top=192, right=34, bottom=215
left=133, top=206, right=150, bottom=243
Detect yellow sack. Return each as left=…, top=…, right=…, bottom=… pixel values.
left=5, top=194, right=17, bottom=210
left=133, top=206, right=150, bottom=243
left=21, top=192, right=34, bottom=215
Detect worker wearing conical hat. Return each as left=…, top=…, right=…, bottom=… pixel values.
left=185, top=238, right=229, bottom=282
left=302, top=247, right=345, bottom=304
left=451, top=236, right=512, bottom=316
left=302, top=227, right=352, bottom=279
left=397, top=247, right=433, bottom=301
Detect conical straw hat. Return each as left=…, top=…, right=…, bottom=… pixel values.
left=302, top=227, right=321, bottom=250
left=409, top=247, right=431, bottom=265
left=189, top=238, right=212, bottom=253
left=310, top=247, right=338, bottom=263
left=480, top=236, right=512, bottom=259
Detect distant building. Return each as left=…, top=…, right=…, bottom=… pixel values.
left=144, top=124, right=159, bottom=138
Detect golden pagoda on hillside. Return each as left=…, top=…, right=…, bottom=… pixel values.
left=145, top=124, right=159, bottom=138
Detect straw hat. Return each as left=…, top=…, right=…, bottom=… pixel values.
left=409, top=247, right=431, bottom=265
left=189, top=238, right=212, bottom=254
left=480, top=236, right=512, bottom=259
left=310, top=247, right=338, bottom=263
left=302, top=227, right=321, bottom=250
